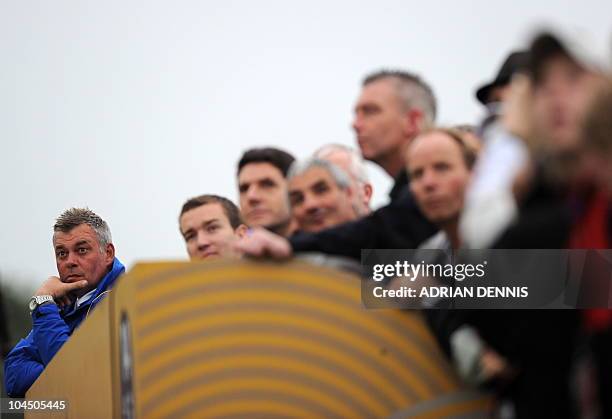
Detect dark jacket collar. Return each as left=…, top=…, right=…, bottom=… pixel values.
left=389, top=170, right=409, bottom=202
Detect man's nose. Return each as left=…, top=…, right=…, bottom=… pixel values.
left=196, top=230, right=212, bottom=248
left=65, top=253, right=79, bottom=267
left=421, top=171, right=438, bottom=191
left=352, top=115, right=362, bottom=134
left=246, top=185, right=261, bottom=202
left=303, top=195, right=320, bottom=214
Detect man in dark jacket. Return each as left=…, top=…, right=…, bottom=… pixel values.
left=4, top=208, right=125, bottom=397
left=463, top=30, right=607, bottom=419
left=238, top=70, right=437, bottom=259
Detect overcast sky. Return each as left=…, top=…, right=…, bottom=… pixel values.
left=1, top=1, right=610, bottom=288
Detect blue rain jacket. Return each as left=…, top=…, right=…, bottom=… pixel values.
left=4, top=258, right=124, bottom=397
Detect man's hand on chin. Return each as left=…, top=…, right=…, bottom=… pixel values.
left=35, top=276, right=88, bottom=308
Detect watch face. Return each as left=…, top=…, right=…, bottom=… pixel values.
left=29, top=296, right=53, bottom=312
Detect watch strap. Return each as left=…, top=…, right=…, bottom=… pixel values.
left=29, top=295, right=56, bottom=313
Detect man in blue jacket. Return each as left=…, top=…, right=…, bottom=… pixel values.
left=4, top=208, right=125, bottom=397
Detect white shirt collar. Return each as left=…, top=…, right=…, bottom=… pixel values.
left=76, top=289, right=96, bottom=309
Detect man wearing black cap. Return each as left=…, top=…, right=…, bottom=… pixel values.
left=465, top=30, right=608, bottom=419
left=476, top=51, right=530, bottom=107
left=460, top=51, right=532, bottom=249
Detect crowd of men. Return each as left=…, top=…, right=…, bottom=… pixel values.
left=4, top=28, right=612, bottom=418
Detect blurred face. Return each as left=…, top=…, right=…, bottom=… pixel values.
left=238, top=162, right=291, bottom=230
left=532, top=55, right=603, bottom=153
left=318, top=149, right=371, bottom=213
left=489, top=84, right=511, bottom=104
left=54, top=224, right=114, bottom=297
left=180, top=202, right=245, bottom=260
left=407, top=132, right=471, bottom=226
left=288, top=166, right=358, bottom=233
left=352, top=79, right=408, bottom=170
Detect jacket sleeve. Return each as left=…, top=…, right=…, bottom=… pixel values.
left=3, top=304, right=69, bottom=397
left=4, top=333, right=44, bottom=397
left=32, top=303, right=70, bottom=366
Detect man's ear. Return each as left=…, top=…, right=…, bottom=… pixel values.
left=345, top=185, right=355, bottom=199
left=363, top=183, right=373, bottom=204
left=235, top=224, right=249, bottom=239
left=403, top=108, right=425, bottom=138
left=105, top=243, right=115, bottom=266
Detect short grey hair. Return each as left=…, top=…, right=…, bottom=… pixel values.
left=288, top=158, right=352, bottom=190
left=313, top=143, right=370, bottom=184
left=53, top=208, right=112, bottom=250
left=363, top=69, right=437, bottom=126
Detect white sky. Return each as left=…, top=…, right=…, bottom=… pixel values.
left=1, top=1, right=610, bottom=288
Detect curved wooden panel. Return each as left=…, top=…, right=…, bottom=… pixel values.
left=25, top=259, right=491, bottom=418
left=111, top=260, right=490, bottom=419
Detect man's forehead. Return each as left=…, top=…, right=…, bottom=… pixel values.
left=291, top=168, right=333, bottom=189
left=409, top=133, right=464, bottom=163
left=181, top=203, right=228, bottom=226
left=356, top=79, right=402, bottom=109
left=238, top=162, right=284, bottom=183
left=53, top=224, right=97, bottom=246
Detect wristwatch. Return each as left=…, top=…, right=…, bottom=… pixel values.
left=29, top=295, right=55, bottom=313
